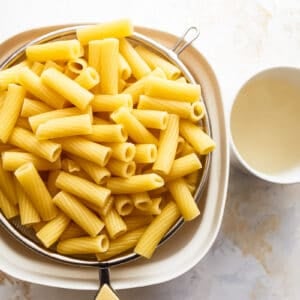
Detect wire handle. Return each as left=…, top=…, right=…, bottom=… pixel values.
left=95, top=268, right=119, bottom=300
left=172, top=26, right=200, bottom=55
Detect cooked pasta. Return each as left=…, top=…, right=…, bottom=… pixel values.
left=134, top=144, right=157, bottom=163
left=86, top=124, right=127, bottom=143
left=21, top=98, right=52, bottom=117
left=131, top=109, right=168, bottom=130
left=114, top=195, right=134, bottom=216
left=92, top=94, right=132, bottom=112
left=0, top=189, right=18, bottom=219
left=103, top=207, right=127, bottom=239
left=106, top=142, right=136, bottom=162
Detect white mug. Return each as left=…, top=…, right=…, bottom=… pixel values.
left=229, top=67, right=300, bottom=184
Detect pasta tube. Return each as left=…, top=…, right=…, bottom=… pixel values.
left=68, top=154, right=110, bottom=184
left=59, top=222, right=86, bottom=241
left=106, top=159, right=136, bottom=178
left=57, top=235, right=109, bottom=255
left=18, top=67, right=66, bottom=109
left=41, top=67, right=94, bottom=111
left=165, top=153, right=202, bottom=182
left=0, top=190, right=18, bottom=219
left=92, top=94, right=132, bottom=112
left=179, top=120, right=216, bottom=155
left=15, top=163, right=57, bottom=221
left=131, top=192, right=152, bottom=211
left=134, top=144, right=157, bottom=164
left=86, top=124, right=127, bottom=143
left=118, top=53, right=132, bottom=80
left=114, top=195, right=134, bottom=216
left=57, top=137, right=111, bottom=166
left=135, top=45, right=181, bottom=80
left=153, top=114, right=179, bottom=175
left=134, top=201, right=180, bottom=258
left=167, top=178, right=200, bottom=221
left=16, top=181, right=40, bottom=225
left=53, top=191, right=104, bottom=237
left=119, top=38, right=151, bottom=80
left=0, top=84, right=26, bottom=143
left=55, top=171, right=111, bottom=208
left=0, top=161, right=17, bottom=205
left=36, top=114, right=92, bottom=139
left=88, top=39, right=119, bottom=94
left=106, top=173, right=164, bottom=194
left=103, top=207, right=127, bottom=239
left=9, top=127, right=61, bottom=162
left=77, top=19, right=133, bottom=45
left=111, top=107, right=158, bottom=144
left=26, top=40, right=81, bottom=61
left=75, top=66, right=100, bottom=90
left=2, top=151, right=61, bottom=171
left=96, top=227, right=146, bottom=260
left=131, top=109, right=168, bottom=130
left=36, top=213, right=70, bottom=248
left=124, top=215, right=153, bottom=231
left=144, top=77, right=201, bottom=102
left=106, top=142, right=135, bottom=162
left=21, top=98, right=52, bottom=117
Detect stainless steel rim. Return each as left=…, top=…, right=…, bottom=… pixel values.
left=0, top=25, right=212, bottom=268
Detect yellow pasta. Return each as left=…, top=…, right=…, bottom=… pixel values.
left=138, top=95, right=197, bottom=120
left=118, top=53, right=132, bottom=80
left=103, top=207, right=127, bottom=239
left=75, top=66, right=99, bottom=90
left=59, top=222, right=86, bottom=241
left=167, top=178, right=200, bottom=221
left=106, top=159, right=135, bottom=178
left=47, top=170, right=60, bottom=197
left=16, top=181, right=40, bottom=225
left=66, top=58, right=87, bottom=75
left=0, top=189, right=18, bottom=219
left=43, top=60, right=64, bottom=72
left=88, top=39, right=119, bottom=94
left=119, top=38, right=151, bottom=80
left=164, top=153, right=202, bottom=182
left=41, top=68, right=94, bottom=110
left=153, top=114, right=179, bottom=175
left=107, top=173, right=164, bottom=194
left=2, top=151, right=61, bottom=171
left=0, top=84, right=26, bottom=143
left=68, top=154, right=110, bottom=184
left=135, top=45, right=181, bottom=79
left=21, top=98, right=52, bottom=117
left=18, top=67, right=67, bottom=109
left=86, top=124, right=127, bottom=143
left=36, top=114, right=92, bottom=139
left=122, top=67, right=166, bottom=104
left=61, top=158, right=80, bottom=173
left=111, top=107, right=158, bottom=144
left=134, top=201, right=180, bottom=259
left=114, top=195, right=134, bottom=216
left=55, top=171, right=111, bottom=208
left=15, top=163, right=57, bottom=221
left=92, top=94, right=132, bottom=112
left=77, top=19, right=133, bottom=45
left=29, top=106, right=92, bottom=132
left=9, top=127, right=61, bottom=162
left=97, top=227, right=146, bottom=260
left=131, top=192, right=152, bottom=211
left=106, top=142, right=136, bottom=162
left=57, top=137, right=111, bottom=166
left=15, top=118, right=32, bottom=130
left=53, top=191, right=104, bottom=237
left=36, top=213, right=70, bottom=248
left=124, top=215, right=153, bottom=231
left=134, top=144, right=157, bottom=164
left=57, top=235, right=109, bottom=255
left=0, top=61, right=31, bottom=91
left=26, top=40, right=81, bottom=62
left=131, top=109, right=168, bottom=130
left=30, top=61, right=44, bottom=76
left=144, top=77, right=201, bottom=102
left=179, top=120, right=216, bottom=155
left=0, top=161, right=17, bottom=205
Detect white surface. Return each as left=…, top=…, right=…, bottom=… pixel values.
left=1, top=0, right=300, bottom=299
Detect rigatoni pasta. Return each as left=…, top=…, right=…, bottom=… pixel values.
left=0, top=18, right=215, bottom=261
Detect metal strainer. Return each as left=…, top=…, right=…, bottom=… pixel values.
left=0, top=25, right=211, bottom=299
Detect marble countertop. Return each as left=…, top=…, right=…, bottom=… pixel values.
left=1, top=0, right=300, bottom=299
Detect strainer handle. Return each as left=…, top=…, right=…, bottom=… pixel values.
left=94, top=268, right=119, bottom=300
left=172, top=26, right=200, bottom=55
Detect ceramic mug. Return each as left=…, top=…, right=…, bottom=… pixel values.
left=229, top=67, right=300, bottom=184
